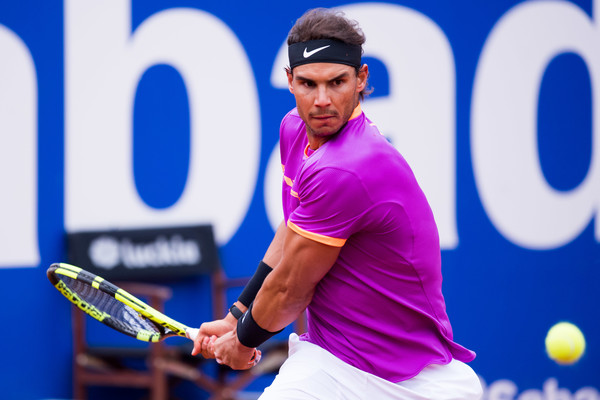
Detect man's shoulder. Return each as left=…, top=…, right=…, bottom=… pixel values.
left=280, top=107, right=305, bottom=141
left=328, top=115, right=397, bottom=163
left=281, top=107, right=303, bottom=128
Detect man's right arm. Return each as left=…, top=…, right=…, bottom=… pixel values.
left=262, top=220, right=286, bottom=268
left=191, top=221, right=287, bottom=357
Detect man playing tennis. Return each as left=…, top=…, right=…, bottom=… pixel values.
left=192, top=8, right=482, bottom=399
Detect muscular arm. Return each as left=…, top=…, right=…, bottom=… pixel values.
left=191, top=221, right=287, bottom=357
left=261, top=220, right=287, bottom=268
left=229, top=220, right=288, bottom=315
left=208, top=223, right=340, bottom=369
left=252, top=225, right=341, bottom=331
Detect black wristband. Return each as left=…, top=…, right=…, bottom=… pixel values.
left=238, top=260, right=273, bottom=307
left=229, top=304, right=244, bottom=320
left=236, top=303, right=283, bottom=348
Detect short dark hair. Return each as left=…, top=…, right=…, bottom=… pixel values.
left=287, top=8, right=366, bottom=48
left=286, top=8, right=371, bottom=99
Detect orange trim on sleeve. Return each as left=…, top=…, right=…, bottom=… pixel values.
left=288, top=221, right=346, bottom=247
left=284, top=176, right=294, bottom=187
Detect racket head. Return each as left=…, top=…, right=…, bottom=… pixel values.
left=47, top=263, right=188, bottom=342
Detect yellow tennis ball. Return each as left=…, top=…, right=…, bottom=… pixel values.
left=545, top=322, right=586, bottom=365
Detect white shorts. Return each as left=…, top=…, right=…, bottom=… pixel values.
left=259, top=334, right=482, bottom=400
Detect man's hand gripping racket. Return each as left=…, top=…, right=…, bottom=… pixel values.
left=47, top=263, right=260, bottom=367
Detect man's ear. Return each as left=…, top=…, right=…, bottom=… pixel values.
left=287, top=70, right=294, bottom=94
left=357, top=64, right=369, bottom=92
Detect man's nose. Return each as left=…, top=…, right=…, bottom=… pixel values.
left=314, top=85, right=331, bottom=107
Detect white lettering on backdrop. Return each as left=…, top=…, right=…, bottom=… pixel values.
left=2, top=0, right=599, bottom=267
left=64, top=0, right=260, bottom=244
left=0, top=25, right=39, bottom=267
left=471, top=0, right=599, bottom=249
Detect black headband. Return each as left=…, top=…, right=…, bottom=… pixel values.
left=288, top=39, right=362, bottom=70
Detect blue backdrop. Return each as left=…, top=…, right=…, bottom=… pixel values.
left=0, top=0, right=598, bottom=399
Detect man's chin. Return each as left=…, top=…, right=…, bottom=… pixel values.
left=309, top=125, right=341, bottom=137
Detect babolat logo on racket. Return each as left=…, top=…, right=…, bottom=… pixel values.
left=47, top=263, right=200, bottom=343
left=56, top=280, right=110, bottom=322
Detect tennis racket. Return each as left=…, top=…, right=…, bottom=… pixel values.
left=47, top=262, right=198, bottom=342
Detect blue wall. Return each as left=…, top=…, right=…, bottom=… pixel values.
left=0, top=1, right=598, bottom=399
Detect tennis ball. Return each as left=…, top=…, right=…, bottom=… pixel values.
left=545, top=322, right=586, bottom=365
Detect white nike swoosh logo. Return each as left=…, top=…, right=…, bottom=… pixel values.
left=303, top=45, right=331, bottom=58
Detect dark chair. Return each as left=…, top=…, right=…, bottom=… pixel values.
left=71, top=281, right=174, bottom=400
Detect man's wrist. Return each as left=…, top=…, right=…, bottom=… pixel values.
left=236, top=303, right=283, bottom=348
left=229, top=304, right=244, bottom=320
left=226, top=302, right=248, bottom=324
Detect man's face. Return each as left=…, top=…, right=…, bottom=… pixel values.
left=287, top=63, right=368, bottom=140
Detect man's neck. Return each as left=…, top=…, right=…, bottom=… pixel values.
left=307, top=131, right=334, bottom=150
left=306, top=103, right=361, bottom=150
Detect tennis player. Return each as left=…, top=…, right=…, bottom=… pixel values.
left=192, top=8, right=482, bottom=399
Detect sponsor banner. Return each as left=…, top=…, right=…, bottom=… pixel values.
left=482, top=378, right=600, bottom=400
left=0, top=0, right=598, bottom=398
left=67, top=225, right=218, bottom=280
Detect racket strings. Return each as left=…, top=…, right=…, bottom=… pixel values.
left=62, top=276, right=161, bottom=335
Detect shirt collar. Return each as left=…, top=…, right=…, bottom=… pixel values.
left=349, top=103, right=362, bottom=120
